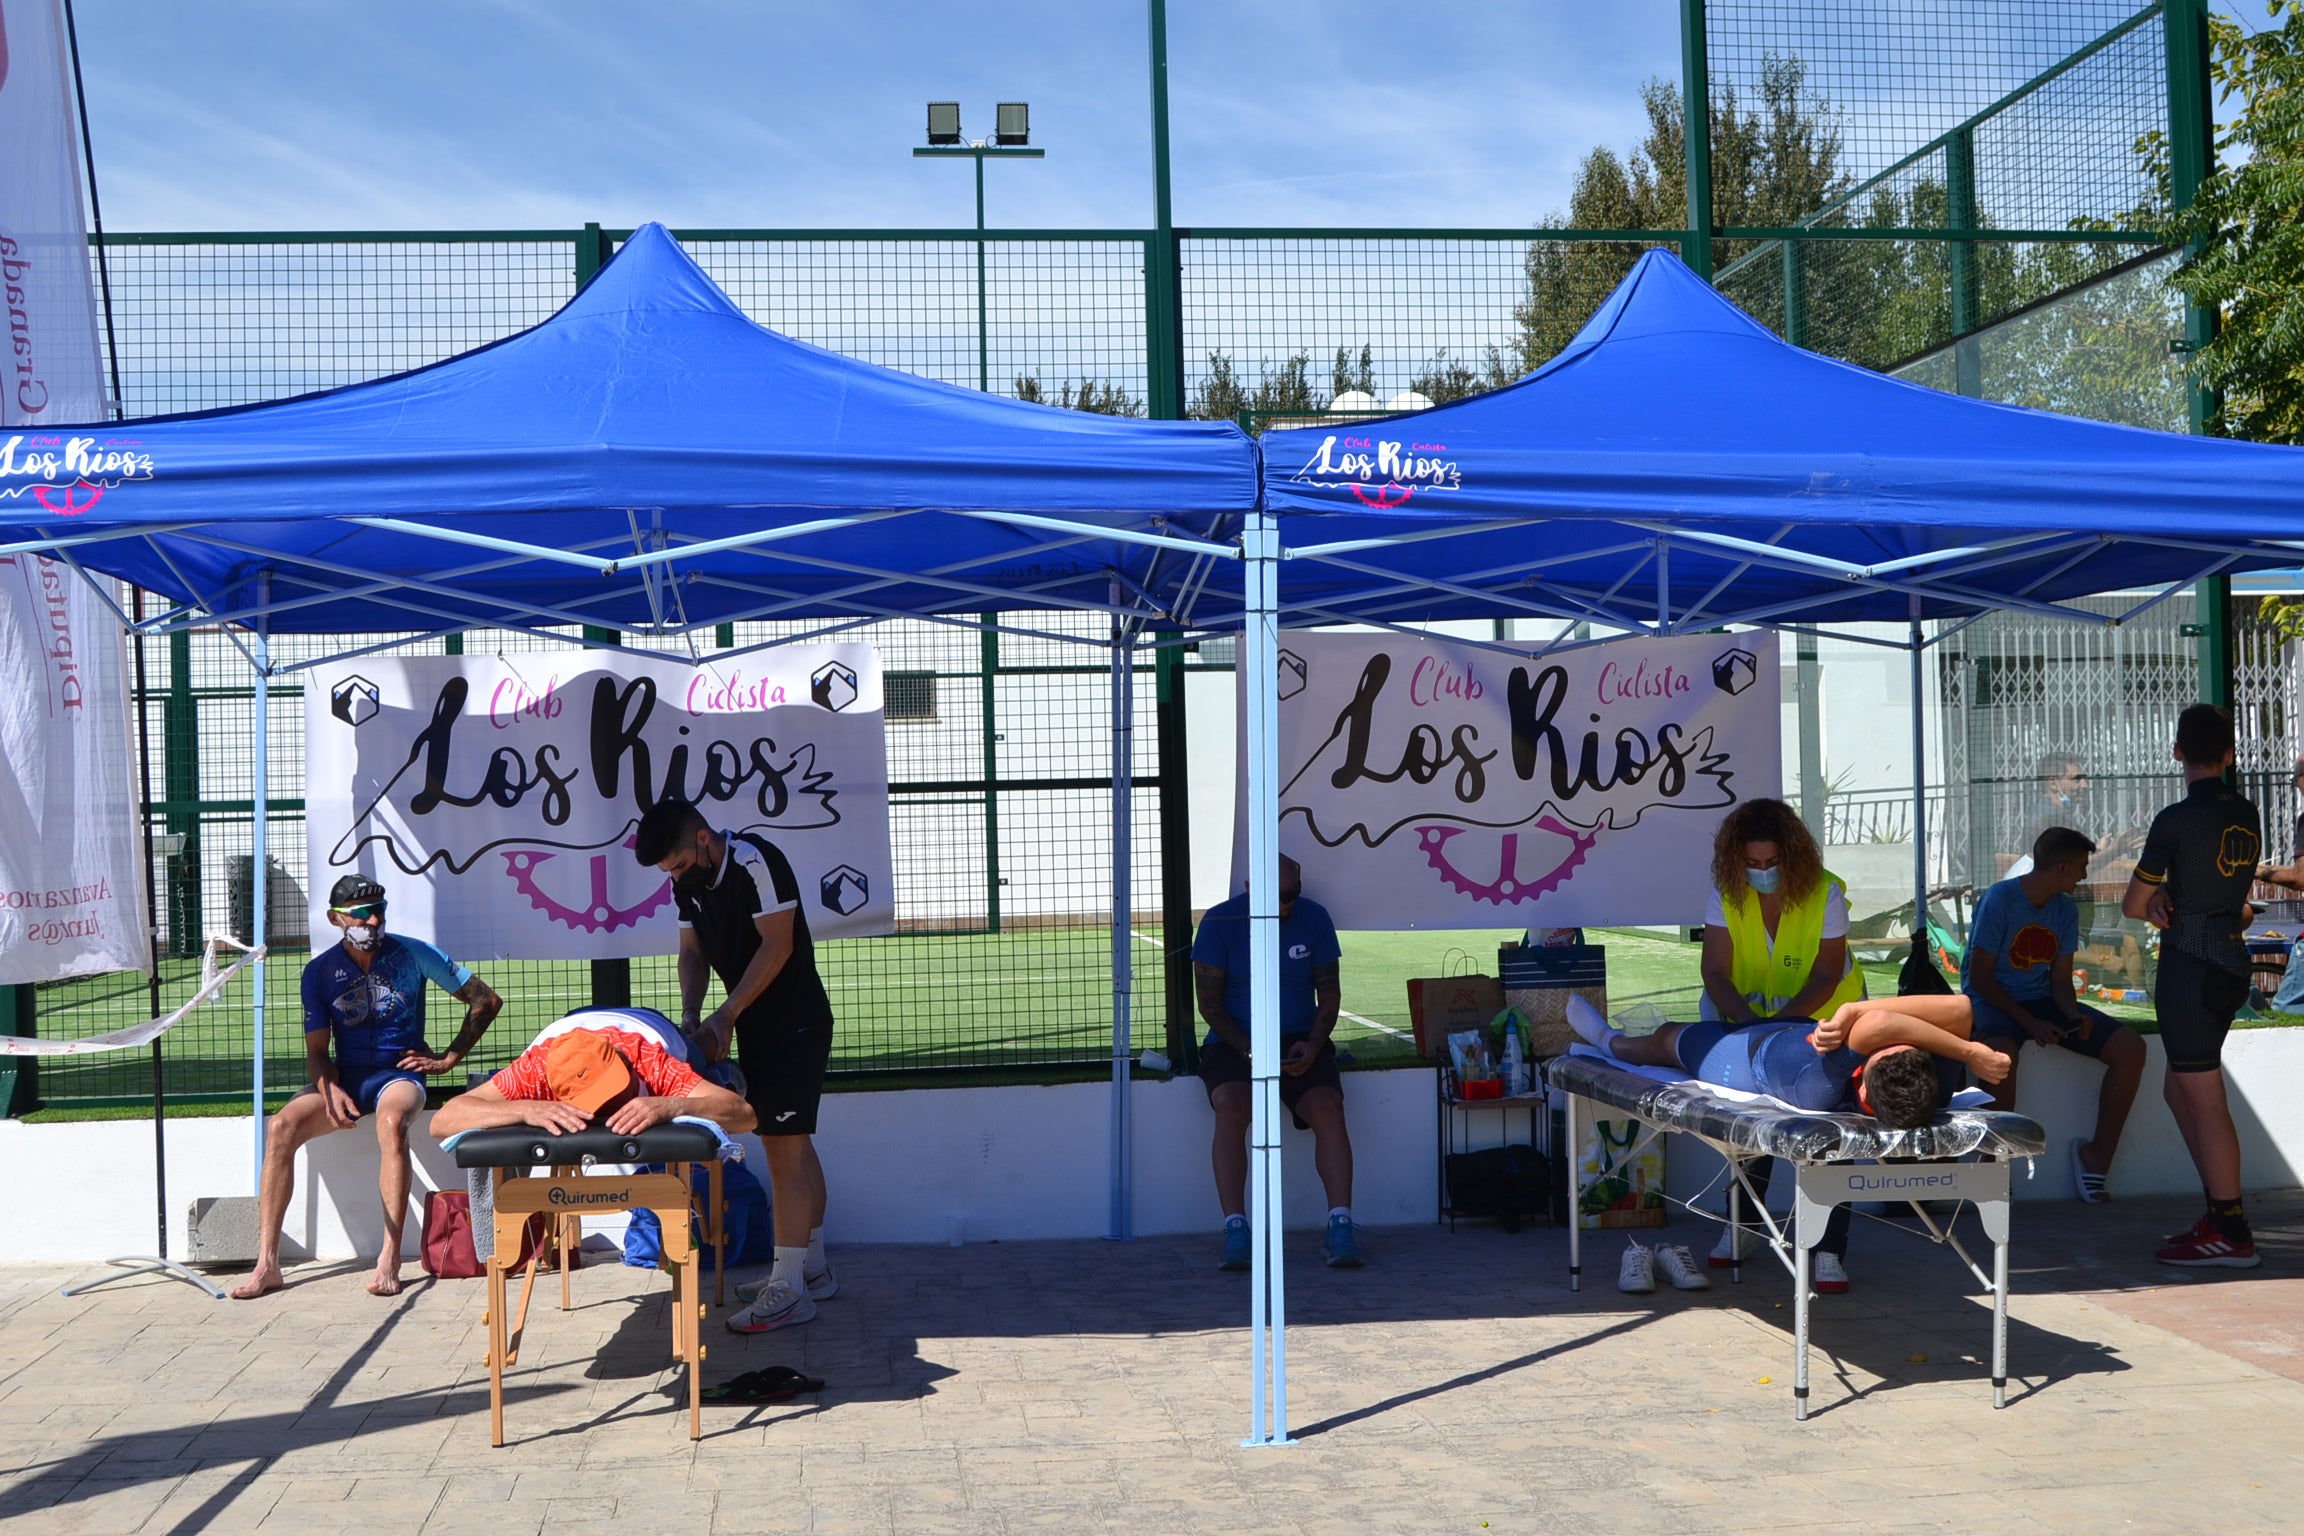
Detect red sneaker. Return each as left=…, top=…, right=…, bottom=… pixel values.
left=2156, top=1220, right=2260, bottom=1269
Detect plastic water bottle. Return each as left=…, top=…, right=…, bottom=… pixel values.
left=1503, top=1019, right=1528, bottom=1096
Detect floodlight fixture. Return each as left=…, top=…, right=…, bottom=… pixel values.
left=994, top=102, right=1030, bottom=146
left=927, top=102, right=962, bottom=145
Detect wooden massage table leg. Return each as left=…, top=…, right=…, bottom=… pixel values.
left=486, top=1250, right=510, bottom=1448
left=708, top=1161, right=726, bottom=1307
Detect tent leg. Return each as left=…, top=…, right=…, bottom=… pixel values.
left=1240, top=510, right=1293, bottom=1448
left=1908, top=604, right=1928, bottom=945
left=250, top=600, right=271, bottom=1187
left=1109, top=594, right=1135, bottom=1242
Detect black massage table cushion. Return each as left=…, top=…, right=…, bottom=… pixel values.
left=451, top=1123, right=721, bottom=1169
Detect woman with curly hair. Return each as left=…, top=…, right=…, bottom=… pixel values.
left=1700, top=797, right=1865, bottom=1025
left=1695, top=797, right=1868, bottom=1289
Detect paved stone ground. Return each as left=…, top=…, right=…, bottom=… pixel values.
left=4, top=1192, right=2302, bottom=1535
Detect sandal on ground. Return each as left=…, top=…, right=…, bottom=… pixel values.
left=2069, top=1138, right=2108, bottom=1205
left=700, top=1366, right=827, bottom=1404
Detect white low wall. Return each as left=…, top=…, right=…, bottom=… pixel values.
left=0, top=1068, right=1440, bottom=1265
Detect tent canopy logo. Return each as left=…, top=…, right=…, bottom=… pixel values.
left=1289, top=433, right=1460, bottom=509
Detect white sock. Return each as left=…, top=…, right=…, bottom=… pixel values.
left=806, top=1225, right=826, bottom=1273
left=1566, top=994, right=1617, bottom=1053
left=1328, top=1206, right=1352, bottom=1224
left=770, top=1244, right=807, bottom=1296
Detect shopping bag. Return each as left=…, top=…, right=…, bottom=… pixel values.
left=1576, top=1115, right=1665, bottom=1229
left=423, top=1187, right=546, bottom=1279
left=1498, top=943, right=1607, bottom=1058
left=1406, top=951, right=1505, bottom=1061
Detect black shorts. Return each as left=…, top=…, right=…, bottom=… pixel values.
left=734, top=1007, right=834, bottom=1135
left=1198, top=1037, right=1343, bottom=1129
left=2155, top=949, right=2250, bottom=1075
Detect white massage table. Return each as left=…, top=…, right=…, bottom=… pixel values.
left=1548, top=1052, right=2046, bottom=1419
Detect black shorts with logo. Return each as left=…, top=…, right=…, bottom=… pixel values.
left=1199, top=1036, right=1343, bottom=1129
left=734, top=1006, right=835, bottom=1135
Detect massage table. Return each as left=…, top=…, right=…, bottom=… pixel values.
left=451, top=1124, right=730, bottom=1445
left=1547, top=1053, right=2046, bottom=1419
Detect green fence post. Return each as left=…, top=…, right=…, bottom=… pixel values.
left=1679, top=0, right=1714, bottom=280
left=2166, top=0, right=2230, bottom=709
left=1144, top=0, right=1185, bottom=423
left=980, top=615, right=1003, bottom=934
left=1779, top=239, right=1805, bottom=348
left=1946, top=126, right=1982, bottom=397
left=0, top=985, right=32, bottom=1116
left=576, top=222, right=611, bottom=291
left=164, top=627, right=200, bottom=957
left=584, top=622, right=632, bottom=1006
left=1155, top=637, right=1196, bottom=1070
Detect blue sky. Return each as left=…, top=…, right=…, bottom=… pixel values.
left=71, top=1, right=1687, bottom=233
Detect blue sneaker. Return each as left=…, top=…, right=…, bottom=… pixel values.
left=1218, top=1219, right=1251, bottom=1271
left=1322, top=1214, right=1363, bottom=1269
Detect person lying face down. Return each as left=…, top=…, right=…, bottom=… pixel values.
left=1568, top=994, right=2007, bottom=1130
left=431, top=1009, right=758, bottom=1140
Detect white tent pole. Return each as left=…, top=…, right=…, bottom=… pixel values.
left=1109, top=590, right=1136, bottom=1241
left=249, top=584, right=271, bottom=1187
left=1908, top=599, right=1929, bottom=949
left=1241, top=509, right=1292, bottom=1447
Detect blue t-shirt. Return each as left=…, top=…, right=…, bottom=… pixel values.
left=300, top=934, right=473, bottom=1074
left=1190, top=892, right=1343, bottom=1044
left=1960, top=878, right=2077, bottom=1005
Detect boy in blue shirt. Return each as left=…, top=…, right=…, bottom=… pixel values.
left=231, top=875, right=501, bottom=1300
left=1191, top=855, right=1359, bottom=1270
left=1963, top=826, right=2146, bottom=1205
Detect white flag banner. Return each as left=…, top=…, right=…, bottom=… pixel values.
left=304, top=648, right=895, bottom=960
left=0, top=557, right=152, bottom=979
left=0, top=3, right=149, bottom=983
left=0, top=0, right=109, bottom=431
left=1234, top=630, right=1782, bottom=929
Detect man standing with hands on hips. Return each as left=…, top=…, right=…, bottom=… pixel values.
left=635, top=798, right=840, bottom=1332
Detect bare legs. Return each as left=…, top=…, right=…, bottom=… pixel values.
left=1208, top=1079, right=1352, bottom=1216
left=366, top=1078, right=424, bottom=1297
left=762, top=1134, right=828, bottom=1249
left=2165, top=1067, right=2244, bottom=1202
left=230, top=1092, right=340, bottom=1300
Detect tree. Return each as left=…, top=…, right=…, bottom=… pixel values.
left=1514, top=56, right=1849, bottom=371
left=1011, top=374, right=1143, bottom=416
left=1187, top=350, right=1318, bottom=422
left=2161, top=1, right=2304, bottom=447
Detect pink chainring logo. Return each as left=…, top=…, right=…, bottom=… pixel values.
left=500, top=834, right=671, bottom=934
left=1415, top=817, right=1600, bottom=905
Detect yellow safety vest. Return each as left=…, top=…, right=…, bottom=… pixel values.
left=1720, top=870, right=1865, bottom=1019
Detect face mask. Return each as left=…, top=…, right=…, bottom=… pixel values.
left=2052, top=791, right=2073, bottom=807
left=1746, top=866, right=1782, bottom=895
left=341, top=923, right=382, bottom=952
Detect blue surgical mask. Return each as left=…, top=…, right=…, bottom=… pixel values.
left=1747, top=867, right=1782, bottom=895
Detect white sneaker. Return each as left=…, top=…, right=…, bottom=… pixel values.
left=1709, top=1225, right=1758, bottom=1267
left=726, top=1278, right=816, bottom=1334
left=1617, top=1239, right=1656, bottom=1294
left=1812, top=1252, right=1849, bottom=1294
left=804, top=1264, right=839, bottom=1300
left=1654, top=1242, right=1712, bottom=1291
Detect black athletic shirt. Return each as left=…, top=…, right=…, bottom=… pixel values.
left=676, top=830, right=835, bottom=1029
left=2134, top=778, right=2261, bottom=979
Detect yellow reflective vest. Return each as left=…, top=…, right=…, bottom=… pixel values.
left=1718, top=871, right=1865, bottom=1019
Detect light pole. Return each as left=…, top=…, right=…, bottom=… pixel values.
left=914, top=102, right=1044, bottom=392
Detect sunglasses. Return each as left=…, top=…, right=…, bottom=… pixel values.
left=330, top=901, right=386, bottom=922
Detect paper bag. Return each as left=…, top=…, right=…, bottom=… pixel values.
left=1406, top=967, right=1505, bottom=1061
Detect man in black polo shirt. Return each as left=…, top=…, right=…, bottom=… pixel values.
left=2122, top=705, right=2263, bottom=1268
left=635, top=798, right=839, bottom=1331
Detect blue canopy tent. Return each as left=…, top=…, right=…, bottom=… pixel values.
left=0, top=225, right=1258, bottom=1307
left=1206, top=250, right=2304, bottom=1441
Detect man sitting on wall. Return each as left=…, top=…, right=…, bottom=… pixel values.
left=1193, top=855, right=1361, bottom=1271
left=232, top=875, right=502, bottom=1301
left=431, top=1005, right=758, bottom=1139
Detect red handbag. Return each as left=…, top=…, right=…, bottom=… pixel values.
left=420, top=1190, right=546, bottom=1279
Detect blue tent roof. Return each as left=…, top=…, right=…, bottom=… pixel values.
left=0, top=223, right=1256, bottom=635
left=1252, top=250, right=2304, bottom=630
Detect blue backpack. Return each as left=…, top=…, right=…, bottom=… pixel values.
left=623, top=1160, right=772, bottom=1272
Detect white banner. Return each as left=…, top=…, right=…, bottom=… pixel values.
left=0, top=6, right=147, bottom=984
left=0, top=0, right=108, bottom=431
left=1235, top=630, right=1782, bottom=929
left=0, top=556, right=151, bottom=979
left=304, top=648, right=895, bottom=959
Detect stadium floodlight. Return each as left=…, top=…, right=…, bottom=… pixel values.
left=927, top=102, right=963, bottom=145
left=994, top=102, right=1030, bottom=146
